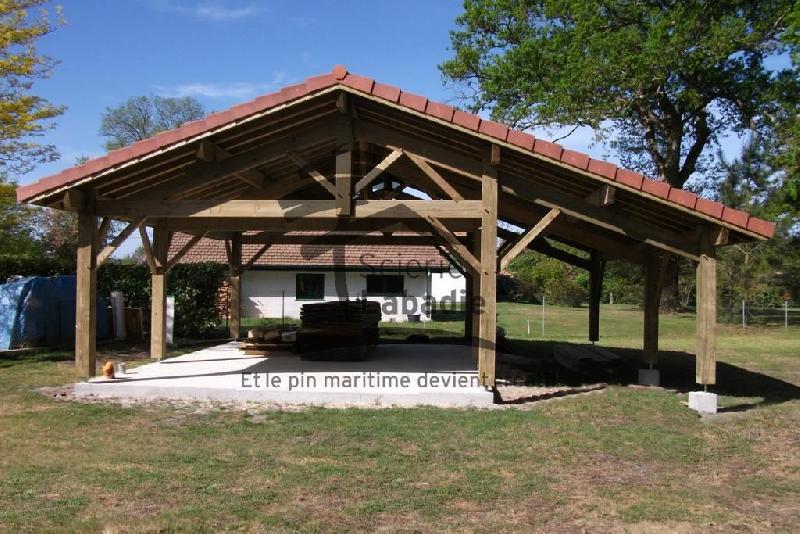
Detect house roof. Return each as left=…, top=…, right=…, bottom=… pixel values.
left=169, top=233, right=453, bottom=271
left=15, top=65, right=775, bottom=240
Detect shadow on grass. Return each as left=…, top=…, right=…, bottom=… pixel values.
left=499, top=338, right=800, bottom=412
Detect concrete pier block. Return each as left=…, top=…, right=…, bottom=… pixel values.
left=638, top=368, right=660, bottom=386
left=688, top=391, right=717, bottom=414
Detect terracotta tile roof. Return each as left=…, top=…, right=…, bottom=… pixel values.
left=16, top=65, right=775, bottom=239
left=169, top=233, right=452, bottom=271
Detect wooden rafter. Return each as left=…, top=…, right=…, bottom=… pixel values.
left=242, top=243, right=272, bottom=271
left=95, top=217, right=111, bottom=252
left=287, top=152, right=337, bottom=197
left=424, top=214, right=481, bottom=274
left=401, top=149, right=464, bottom=201
left=197, top=139, right=267, bottom=189
left=499, top=207, right=561, bottom=270
left=165, top=232, right=206, bottom=272
left=95, top=199, right=482, bottom=220
left=138, top=223, right=158, bottom=274
left=353, top=149, right=402, bottom=193
left=585, top=184, right=615, bottom=207
left=96, top=216, right=146, bottom=267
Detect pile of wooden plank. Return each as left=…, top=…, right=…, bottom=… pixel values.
left=241, top=327, right=295, bottom=355
left=297, top=300, right=381, bottom=360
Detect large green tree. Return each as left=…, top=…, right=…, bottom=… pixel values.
left=99, top=95, right=205, bottom=151
left=441, top=0, right=796, bottom=189
left=0, top=0, right=64, bottom=176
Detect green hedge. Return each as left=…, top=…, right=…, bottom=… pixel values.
left=0, top=255, right=72, bottom=282
left=98, top=262, right=228, bottom=338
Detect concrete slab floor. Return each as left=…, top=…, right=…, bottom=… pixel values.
left=75, top=342, right=494, bottom=408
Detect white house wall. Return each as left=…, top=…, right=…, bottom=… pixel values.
left=241, top=270, right=435, bottom=323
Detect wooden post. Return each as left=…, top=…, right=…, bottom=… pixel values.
left=228, top=233, right=242, bottom=339
left=463, top=233, right=474, bottom=343
left=470, top=229, right=481, bottom=364
left=696, top=233, right=717, bottom=385
left=643, top=247, right=662, bottom=365
left=335, top=105, right=353, bottom=216
left=75, top=211, right=97, bottom=376
left=589, top=251, right=604, bottom=343
left=149, top=227, right=171, bottom=360
left=478, top=150, right=498, bottom=387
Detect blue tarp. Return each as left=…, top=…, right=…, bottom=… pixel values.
left=0, top=275, right=112, bottom=350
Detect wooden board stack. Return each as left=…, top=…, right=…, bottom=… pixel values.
left=297, top=300, right=381, bottom=360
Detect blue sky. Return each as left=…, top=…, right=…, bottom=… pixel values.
left=22, top=0, right=770, bottom=255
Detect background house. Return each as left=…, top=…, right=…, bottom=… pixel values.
left=171, top=233, right=466, bottom=323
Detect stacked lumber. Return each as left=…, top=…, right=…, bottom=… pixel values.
left=241, top=327, right=295, bottom=355
left=297, top=300, right=381, bottom=360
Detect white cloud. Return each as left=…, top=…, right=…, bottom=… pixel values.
left=148, top=1, right=263, bottom=22
left=155, top=72, right=290, bottom=101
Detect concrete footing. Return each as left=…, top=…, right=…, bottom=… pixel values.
left=688, top=391, right=717, bottom=414
left=638, top=368, right=660, bottom=386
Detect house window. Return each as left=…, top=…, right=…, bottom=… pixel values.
left=365, top=275, right=405, bottom=296
left=296, top=273, right=325, bottom=300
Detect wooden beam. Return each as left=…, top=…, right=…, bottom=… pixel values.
left=165, top=232, right=206, bottom=272
left=498, top=207, right=561, bottom=271
left=63, top=189, right=87, bottom=211
left=158, top=217, right=479, bottom=234
left=228, top=233, right=242, bottom=339
left=242, top=242, right=272, bottom=271
left=469, top=230, right=481, bottom=361
left=402, top=150, right=464, bottom=201
left=150, top=227, right=171, bottom=360
left=197, top=139, right=267, bottom=189
left=478, top=156, right=498, bottom=387
left=287, top=152, right=337, bottom=197
left=500, top=174, right=701, bottom=261
left=125, top=127, right=333, bottom=201
left=95, top=217, right=111, bottom=252
left=696, top=232, right=716, bottom=385
left=643, top=247, right=663, bottom=364
left=335, top=113, right=353, bottom=216
left=95, top=199, right=483, bottom=220
left=75, top=211, right=97, bottom=377
left=589, top=251, right=605, bottom=343
left=96, top=217, right=146, bottom=267
left=138, top=224, right=158, bottom=274
left=353, top=149, right=403, bottom=193
left=585, top=184, right=616, bottom=207
left=424, top=215, right=481, bottom=274
left=239, top=233, right=438, bottom=246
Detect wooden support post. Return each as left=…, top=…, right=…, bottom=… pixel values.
left=75, top=210, right=97, bottom=376
left=589, top=251, right=605, bottom=343
left=335, top=105, right=353, bottom=216
left=696, top=233, right=717, bottom=385
left=478, top=153, right=498, bottom=387
left=227, top=233, right=242, bottom=339
left=149, top=227, right=171, bottom=360
left=643, top=247, right=662, bottom=365
left=470, top=230, right=481, bottom=362
left=463, top=234, right=474, bottom=343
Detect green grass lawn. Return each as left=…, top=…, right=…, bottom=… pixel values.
left=1, top=303, right=798, bottom=530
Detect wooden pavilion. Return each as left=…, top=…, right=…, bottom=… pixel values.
left=17, top=65, right=774, bottom=387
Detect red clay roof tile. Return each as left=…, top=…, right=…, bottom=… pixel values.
left=533, top=139, right=563, bottom=160
left=641, top=178, right=671, bottom=199
left=15, top=64, right=775, bottom=239
left=478, top=119, right=509, bottom=141
left=507, top=130, right=535, bottom=150
left=371, top=82, right=401, bottom=103
left=560, top=149, right=590, bottom=170
left=398, top=91, right=427, bottom=112
left=587, top=159, right=617, bottom=180
left=425, top=101, right=455, bottom=122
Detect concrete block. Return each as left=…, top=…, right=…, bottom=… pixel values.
left=638, top=368, right=660, bottom=386
left=688, top=391, right=717, bottom=414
